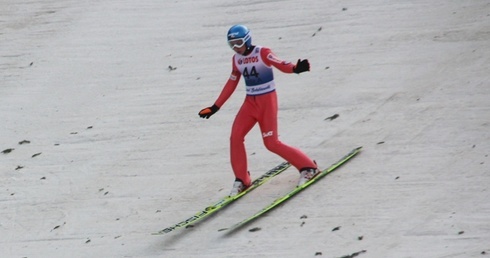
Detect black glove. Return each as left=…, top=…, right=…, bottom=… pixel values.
left=198, top=104, right=220, bottom=119
left=293, top=59, right=310, bottom=74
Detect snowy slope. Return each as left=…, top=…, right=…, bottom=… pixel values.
left=1, top=0, right=489, bottom=257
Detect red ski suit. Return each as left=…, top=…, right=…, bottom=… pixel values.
left=214, top=46, right=317, bottom=186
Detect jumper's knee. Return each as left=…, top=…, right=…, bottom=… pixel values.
left=263, top=138, right=282, bottom=153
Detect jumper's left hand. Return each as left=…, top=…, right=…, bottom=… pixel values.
left=293, top=59, right=310, bottom=74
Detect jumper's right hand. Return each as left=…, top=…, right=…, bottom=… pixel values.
left=198, top=104, right=220, bottom=119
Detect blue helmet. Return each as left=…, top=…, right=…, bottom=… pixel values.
left=227, top=24, right=252, bottom=49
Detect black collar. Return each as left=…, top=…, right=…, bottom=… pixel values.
left=243, top=45, right=256, bottom=56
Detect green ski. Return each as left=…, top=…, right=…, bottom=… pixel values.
left=153, top=161, right=291, bottom=235
left=223, top=146, right=362, bottom=232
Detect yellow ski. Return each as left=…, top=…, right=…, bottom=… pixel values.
left=223, top=146, right=362, bottom=233
left=153, top=161, right=291, bottom=235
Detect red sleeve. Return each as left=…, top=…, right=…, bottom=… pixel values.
left=214, top=56, right=241, bottom=108
left=260, top=47, right=295, bottom=73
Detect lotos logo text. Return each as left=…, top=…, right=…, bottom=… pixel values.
left=237, top=56, right=259, bottom=65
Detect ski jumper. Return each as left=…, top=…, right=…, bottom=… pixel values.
left=214, top=46, right=317, bottom=186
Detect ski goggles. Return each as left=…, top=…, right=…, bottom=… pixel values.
left=227, top=34, right=250, bottom=49
left=228, top=38, right=246, bottom=49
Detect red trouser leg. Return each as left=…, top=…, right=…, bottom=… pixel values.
left=230, top=92, right=317, bottom=185
left=230, top=98, right=257, bottom=186
left=257, top=92, right=317, bottom=171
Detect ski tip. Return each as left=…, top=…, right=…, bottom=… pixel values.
left=218, top=227, right=229, bottom=232
left=152, top=229, right=173, bottom=235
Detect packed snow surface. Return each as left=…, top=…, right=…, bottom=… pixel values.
left=1, top=1, right=489, bottom=257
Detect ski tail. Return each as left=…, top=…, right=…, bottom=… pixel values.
left=223, top=146, right=362, bottom=232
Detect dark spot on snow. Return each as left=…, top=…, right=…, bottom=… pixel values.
left=168, top=65, right=177, bottom=71
left=300, top=215, right=307, bottom=226
left=16, top=166, right=24, bottom=170
left=51, top=222, right=66, bottom=231
left=332, top=226, right=341, bottom=231
left=342, top=7, right=348, bottom=11
left=312, top=27, right=322, bottom=37
left=395, top=176, right=400, bottom=180
left=325, top=114, right=339, bottom=121
left=358, top=236, right=364, bottom=240
left=458, top=231, right=465, bottom=235
left=40, top=177, right=46, bottom=180
left=377, top=141, right=385, bottom=145
left=18, top=140, right=30, bottom=145
left=339, top=250, right=367, bottom=258
left=32, top=153, right=42, bottom=158
left=249, top=227, right=261, bottom=232
left=2, top=148, right=14, bottom=154
left=315, top=252, right=323, bottom=256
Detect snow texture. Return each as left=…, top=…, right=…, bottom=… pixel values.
left=1, top=0, right=489, bottom=257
